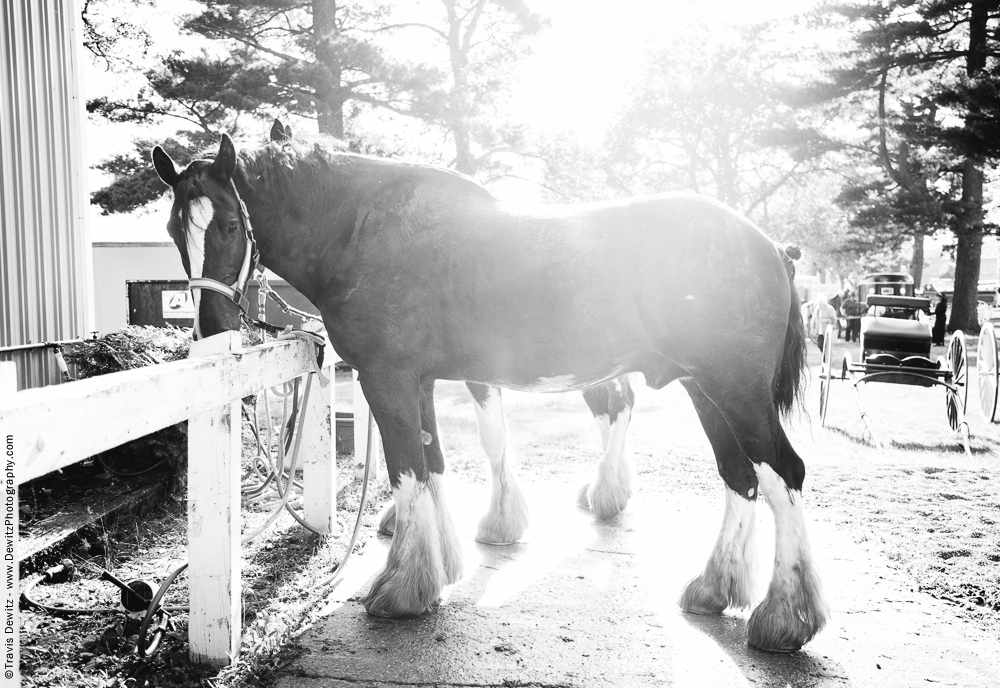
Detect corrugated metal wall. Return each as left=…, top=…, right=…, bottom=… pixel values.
left=0, top=0, right=93, bottom=391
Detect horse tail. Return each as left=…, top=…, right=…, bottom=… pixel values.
left=774, top=244, right=806, bottom=417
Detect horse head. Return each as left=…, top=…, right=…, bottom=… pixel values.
left=151, top=134, right=256, bottom=340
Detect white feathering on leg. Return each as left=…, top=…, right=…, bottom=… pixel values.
left=364, top=471, right=447, bottom=617
left=748, top=463, right=829, bottom=652
left=472, top=388, right=529, bottom=544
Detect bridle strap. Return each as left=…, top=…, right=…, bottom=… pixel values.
left=185, top=178, right=318, bottom=340
left=188, top=178, right=259, bottom=319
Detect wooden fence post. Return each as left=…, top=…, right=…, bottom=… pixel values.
left=187, top=331, right=242, bottom=666
left=352, top=369, right=382, bottom=480
left=301, top=363, right=336, bottom=534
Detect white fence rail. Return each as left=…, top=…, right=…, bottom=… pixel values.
left=0, top=331, right=377, bottom=666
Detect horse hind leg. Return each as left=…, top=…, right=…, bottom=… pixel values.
left=694, top=372, right=828, bottom=652
left=379, top=382, right=528, bottom=545
left=748, top=430, right=828, bottom=652
left=464, top=382, right=530, bottom=544
left=677, top=379, right=757, bottom=615
left=578, top=375, right=635, bottom=519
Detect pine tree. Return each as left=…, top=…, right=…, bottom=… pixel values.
left=808, top=0, right=1000, bottom=331
left=87, top=0, right=545, bottom=213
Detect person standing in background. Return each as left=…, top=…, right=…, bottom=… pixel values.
left=932, top=293, right=948, bottom=346
left=828, top=291, right=844, bottom=339
left=843, top=291, right=863, bottom=342
left=815, top=299, right=838, bottom=351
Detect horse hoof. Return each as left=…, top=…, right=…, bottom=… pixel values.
left=475, top=516, right=526, bottom=545
left=747, top=594, right=826, bottom=653
left=378, top=504, right=396, bottom=536
left=475, top=481, right=530, bottom=545
left=576, top=482, right=591, bottom=510
left=678, top=575, right=727, bottom=616
left=584, top=481, right=630, bottom=520
left=363, top=565, right=442, bottom=619
left=474, top=522, right=524, bottom=546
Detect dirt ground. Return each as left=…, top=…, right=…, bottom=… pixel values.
left=17, top=334, right=1000, bottom=687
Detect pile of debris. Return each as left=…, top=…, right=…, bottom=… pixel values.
left=64, top=326, right=192, bottom=483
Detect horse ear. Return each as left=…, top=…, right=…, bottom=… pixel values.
left=151, top=146, right=179, bottom=187
left=270, top=119, right=285, bottom=142
left=211, top=133, right=238, bottom=181
left=284, top=124, right=293, bottom=140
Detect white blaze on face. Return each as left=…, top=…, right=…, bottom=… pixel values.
left=186, top=197, right=214, bottom=338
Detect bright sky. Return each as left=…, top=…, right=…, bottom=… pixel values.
left=516, top=0, right=818, bottom=136
left=84, top=0, right=821, bottom=240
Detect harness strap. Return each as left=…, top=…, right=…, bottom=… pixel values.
left=187, top=179, right=258, bottom=317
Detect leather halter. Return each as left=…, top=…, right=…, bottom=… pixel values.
left=187, top=179, right=260, bottom=317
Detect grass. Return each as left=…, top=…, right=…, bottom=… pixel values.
left=19, top=333, right=1000, bottom=687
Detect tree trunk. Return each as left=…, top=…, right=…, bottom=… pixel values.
left=910, top=233, right=924, bottom=291
left=949, top=159, right=985, bottom=332
left=948, top=0, right=989, bottom=333
left=314, top=0, right=345, bottom=138
left=444, top=0, right=478, bottom=175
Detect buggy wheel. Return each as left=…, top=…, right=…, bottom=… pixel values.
left=946, top=331, right=968, bottom=431
left=820, top=324, right=834, bottom=426
left=841, top=351, right=852, bottom=380
left=977, top=322, right=1000, bottom=423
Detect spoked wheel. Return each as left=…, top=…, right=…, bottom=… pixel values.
left=841, top=351, right=852, bottom=380
left=819, top=325, right=834, bottom=426
left=977, top=322, right=1000, bottom=422
left=946, top=331, right=968, bottom=432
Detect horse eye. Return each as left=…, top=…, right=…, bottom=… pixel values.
left=227, top=220, right=239, bottom=235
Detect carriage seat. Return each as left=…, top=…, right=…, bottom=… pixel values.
left=861, top=316, right=932, bottom=360
left=865, top=294, right=931, bottom=310
left=861, top=317, right=931, bottom=340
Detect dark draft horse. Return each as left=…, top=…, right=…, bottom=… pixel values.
left=151, top=123, right=828, bottom=652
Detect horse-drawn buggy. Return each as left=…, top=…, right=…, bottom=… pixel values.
left=818, top=273, right=971, bottom=453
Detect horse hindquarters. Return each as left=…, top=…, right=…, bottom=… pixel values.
left=360, top=373, right=463, bottom=618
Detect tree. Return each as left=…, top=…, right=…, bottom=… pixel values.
left=810, top=1, right=1000, bottom=331
left=600, top=23, right=833, bottom=216
left=81, top=0, right=154, bottom=71
left=87, top=0, right=545, bottom=213
left=87, top=0, right=443, bottom=213
left=833, top=99, right=950, bottom=288
left=392, top=0, right=547, bottom=177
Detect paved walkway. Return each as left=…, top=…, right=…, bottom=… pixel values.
left=274, top=480, right=1000, bottom=688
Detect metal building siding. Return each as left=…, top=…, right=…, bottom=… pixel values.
left=0, top=0, right=92, bottom=391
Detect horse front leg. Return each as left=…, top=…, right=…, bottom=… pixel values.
left=377, top=382, right=529, bottom=545
left=361, top=371, right=463, bottom=618
left=577, top=376, right=635, bottom=519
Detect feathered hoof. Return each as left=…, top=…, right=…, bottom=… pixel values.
left=475, top=488, right=529, bottom=545
left=578, top=480, right=631, bottom=520
left=363, top=562, right=443, bottom=619
left=378, top=503, right=396, bottom=536
left=678, top=574, right=728, bottom=615
left=747, top=591, right=828, bottom=653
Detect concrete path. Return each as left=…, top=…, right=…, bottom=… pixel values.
left=274, top=480, right=1000, bottom=688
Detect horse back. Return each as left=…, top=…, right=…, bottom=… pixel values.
left=326, top=177, right=789, bottom=387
